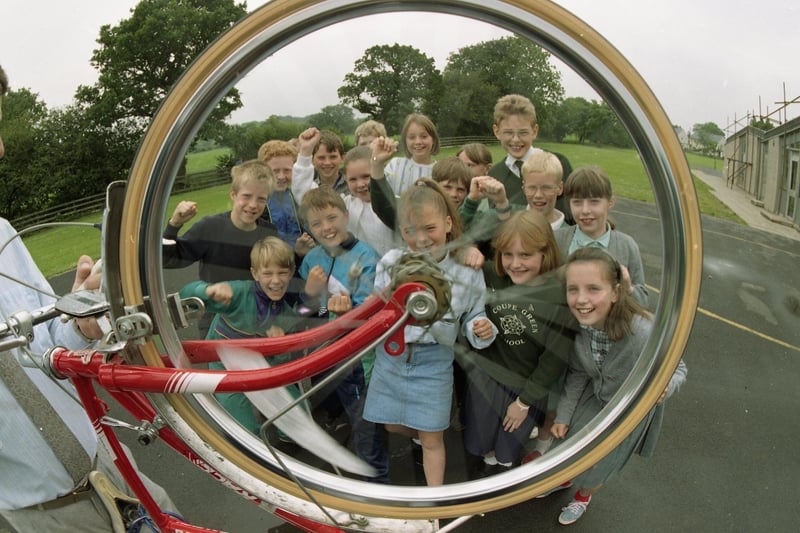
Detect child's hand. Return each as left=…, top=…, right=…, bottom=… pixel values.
left=265, top=325, right=285, bottom=338
left=205, top=283, right=233, bottom=305
left=620, top=265, right=634, bottom=294
left=503, top=399, right=529, bottom=432
left=459, top=245, right=485, bottom=270
left=467, top=175, right=488, bottom=201
left=370, top=136, right=398, bottom=172
left=304, top=265, right=327, bottom=297
left=472, top=318, right=494, bottom=341
left=551, top=423, right=569, bottom=439
left=474, top=176, right=508, bottom=206
left=169, top=200, right=197, bottom=226
left=295, top=232, right=316, bottom=257
left=297, top=127, right=320, bottom=157
left=327, top=292, right=352, bottom=315
left=656, top=385, right=669, bottom=405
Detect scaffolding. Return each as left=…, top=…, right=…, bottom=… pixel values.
left=726, top=82, right=799, bottom=135
left=724, top=83, right=799, bottom=192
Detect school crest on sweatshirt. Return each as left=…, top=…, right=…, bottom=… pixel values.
left=491, top=302, right=539, bottom=346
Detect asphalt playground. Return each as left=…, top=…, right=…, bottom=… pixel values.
left=5, top=168, right=799, bottom=533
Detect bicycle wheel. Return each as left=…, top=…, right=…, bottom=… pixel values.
left=116, top=0, right=701, bottom=524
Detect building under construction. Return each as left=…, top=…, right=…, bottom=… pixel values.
left=723, top=88, right=800, bottom=231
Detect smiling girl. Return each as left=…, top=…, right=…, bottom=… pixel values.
left=341, top=146, right=400, bottom=256
left=554, top=166, right=649, bottom=306
left=462, top=210, right=576, bottom=477
left=540, top=247, right=687, bottom=525
left=382, top=113, right=440, bottom=196
left=363, top=179, right=497, bottom=486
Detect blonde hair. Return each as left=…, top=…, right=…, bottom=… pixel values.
left=522, top=151, right=563, bottom=183
left=354, top=120, right=387, bottom=143
left=493, top=210, right=561, bottom=278
left=493, top=94, right=537, bottom=127
left=230, top=159, right=275, bottom=194
left=250, top=236, right=295, bottom=271
left=397, top=179, right=463, bottom=252
left=258, top=140, right=297, bottom=163
left=563, top=247, right=648, bottom=341
left=399, top=113, right=440, bottom=157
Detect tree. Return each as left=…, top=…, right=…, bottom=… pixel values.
left=749, top=118, right=774, bottom=131
left=437, top=36, right=564, bottom=136
left=0, top=89, right=49, bottom=219
left=37, top=103, right=141, bottom=204
left=583, top=102, right=633, bottom=148
left=75, top=0, right=247, bottom=145
left=0, top=88, right=139, bottom=221
left=338, top=44, right=441, bottom=133
left=551, top=96, right=593, bottom=142
left=548, top=97, right=632, bottom=147
left=306, top=104, right=357, bottom=135
left=219, top=116, right=306, bottom=163
left=691, top=121, right=724, bottom=155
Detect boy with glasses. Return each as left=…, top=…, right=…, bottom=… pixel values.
left=522, top=151, right=569, bottom=230
left=489, top=94, right=574, bottom=223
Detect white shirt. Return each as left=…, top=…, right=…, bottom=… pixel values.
left=527, top=205, right=566, bottom=229
left=504, top=147, right=542, bottom=177
left=383, top=157, right=435, bottom=196
left=292, top=156, right=400, bottom=256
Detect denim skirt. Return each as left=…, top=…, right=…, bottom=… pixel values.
left=363, top=343, right=453, bottom=432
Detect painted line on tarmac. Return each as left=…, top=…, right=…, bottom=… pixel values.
left=701, top=228, right=800, bottom=258
left=615, top=207, right=800, bottom=258
left=647, top=284, right=800, bottom=354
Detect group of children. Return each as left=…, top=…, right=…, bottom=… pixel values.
left=162, top=93, right=686, bottom=526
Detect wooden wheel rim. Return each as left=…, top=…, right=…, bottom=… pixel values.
left=118, top=0, right=702, bottom=522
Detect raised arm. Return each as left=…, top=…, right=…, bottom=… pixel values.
left=368, top=136, right=400, bottom=230
left=291, top=127, right=320, bottom=203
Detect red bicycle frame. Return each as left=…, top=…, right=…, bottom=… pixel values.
left=47, top=283, right=429, bottom=533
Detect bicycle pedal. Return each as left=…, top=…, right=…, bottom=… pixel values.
left=88, top=471, right=141, bottom=533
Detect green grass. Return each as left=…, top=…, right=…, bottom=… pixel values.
left=22, top=151, right=232, bottom=278
left=23, top=143, right=741, bottom=278
left=684, top=151, right=724, bottom=172
left=21, top=215, right=104, bottom=278
left=165, top=184, right=232, bottom=230
left=185, top=147, right=231, bottom=174
left=691, top=175, right=744, bottom=223
left=442, top=141, right=733, bottom=209
left=22, top=184, right=233, bottom=279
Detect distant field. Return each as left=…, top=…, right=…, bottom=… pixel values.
left=186, top=147, right=231, bottom=174
left=24, top=143, right=735, bottom=277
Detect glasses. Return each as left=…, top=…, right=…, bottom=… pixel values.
left=499, top=129, right=533, bottom=140
left=524, top=184, right=558, bottom=194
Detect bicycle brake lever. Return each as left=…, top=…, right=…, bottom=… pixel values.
left=54, top=290, right=110, bottom=318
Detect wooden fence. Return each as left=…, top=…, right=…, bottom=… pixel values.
left=439, top=136, right=497, bottom=148
left=10, top=170, right=230, bottom=229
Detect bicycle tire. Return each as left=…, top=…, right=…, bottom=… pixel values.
left=116, top=0, right=702, bottom=524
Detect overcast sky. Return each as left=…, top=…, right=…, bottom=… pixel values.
left=2, top=0, right=799, bottom=134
